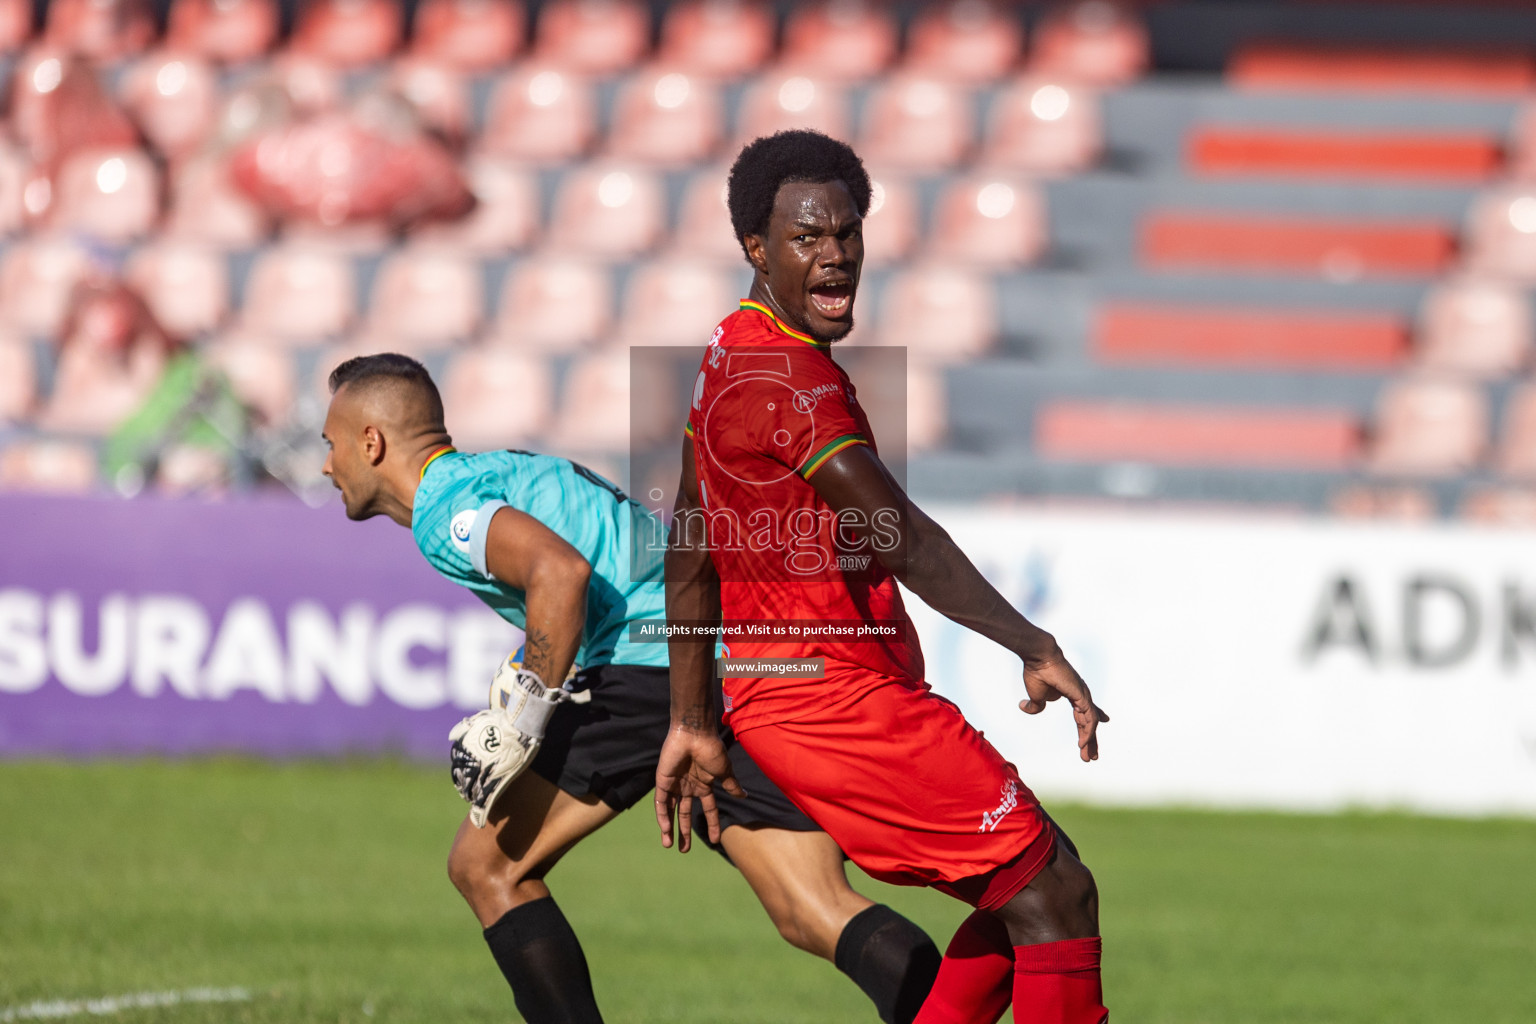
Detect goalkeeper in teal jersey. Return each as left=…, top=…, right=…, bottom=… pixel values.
left=321, top=354, right=941, bottom=1024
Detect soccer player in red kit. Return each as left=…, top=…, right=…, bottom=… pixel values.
left=654, top=130, right=1111, bottom=1024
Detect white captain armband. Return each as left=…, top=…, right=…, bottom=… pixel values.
left=468, top=500, right=510, bottom=579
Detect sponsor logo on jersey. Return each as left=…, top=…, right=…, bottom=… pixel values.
left=450, top=509, right=476, bottom=553
left=978, top=779, right=1019, bottom=833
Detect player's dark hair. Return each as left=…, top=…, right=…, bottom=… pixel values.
left=727, top=130, right=872, bottom=260
left=328, top=353, right=436, bottom=396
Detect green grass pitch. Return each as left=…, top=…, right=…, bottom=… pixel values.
left=2, top=759, right=1533, bottom=1023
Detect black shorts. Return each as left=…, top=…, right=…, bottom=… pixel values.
left=531, top=663, right=821, bottom=845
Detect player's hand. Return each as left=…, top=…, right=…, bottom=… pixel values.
left=1020, top=655, right=1109, bottom=763
left=654, top=725, right=745, bottom=853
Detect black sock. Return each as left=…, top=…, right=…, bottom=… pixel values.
left=834, top=904, right=943, bottom=1024
left=482, top=897, right=604, bottom=1024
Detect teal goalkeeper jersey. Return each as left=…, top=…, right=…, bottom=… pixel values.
left=411, top=449, right=668, bottom=669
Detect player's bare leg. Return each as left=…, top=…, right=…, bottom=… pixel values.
left=447, top=771, right=618, bottom=1024
left=724, top=825, right=941, bottom=1024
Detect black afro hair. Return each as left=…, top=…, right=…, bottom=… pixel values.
left=726, top=130, right=872, bottom=261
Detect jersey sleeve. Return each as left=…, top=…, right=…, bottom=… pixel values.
left=415, top=476, right=511, bottom=585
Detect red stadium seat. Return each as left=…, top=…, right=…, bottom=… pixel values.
left=1495, top=382, right=1536, bottom=479
left=1027, top=0, right=1148, bottom=87
left=902, top=0, right=1022, bottom=85
left=481, top=63, right=598, bottom=165
left=441, top=347, right=555, bottom=449
left=981, top=77, right=1102, bottom=176
left=860, top=168, right=918, bottom=268
left=120, top=52, right=220, bottom=162
left=0, top=333, right=37, bottom=425
left=615, top=260, right=737, bottom=347
left=492, top=256, right=612, bottom=352
left=1097, top=304, right=1408, bottom=369
left=1461, top=486, right=1536, bottom=524
left=412, top=156, right=540, bottom=254
left=0, top=439, right=98, bottom=493
left=203, top=332, right=297, bottom=428
left=387, top=58, right=471, bottom=144
left=0, top=142, right=28, bottom=237
left=125, top=241, right=230, bottom=339
left=1188, top=127, right=1501, bottom=183
left=1141, top=212, right=1456, bottom=278
left=367, top=244, right=483, bottom=347
left=929, top=175, right=1047, bottom=269
left=658, top=0, right=775, bottom=80
left=45, top=0, right=154, bottom=60
left=858, top=74, right=973, bottom=171
left=532, top=0, right=650, bottom=76
left=1329, top=484, right=1437, bottom=521
left=164, top=155, right=273, bottom=249
left=780, top=0, right=897, bottom=82
left=410, top=0, right=525, bottom=73
left=0, top=236, right=91, bottom=338
left=1230, top=43, right=1536, bottom=97
left=550, top=350, right=677, bottom=452
left=1415, top=276, right=1531, bottom=378
left=546, top=163, right=666, bottom=259
left=289, top=0, right=401, bottom=68
left=1462, top=185, right=1536, bottom=282
left=1038, top=401, right=1362, bottom=469
left=876, top=264, right=996, bottom=364
left=735, top=71, right=850, bottom=144
left=240, top=244, right=356, bottom=342
left=672, top=165, right=747, bottom=264
left=51, top=148, right=160, bottom=243
left=0, top=0, right=32, bottom=51
left=166, top=0, right=280, bottom=63
left=606, top=67, right=724, bottom=168
left=1368, top=376, right=1488, bottom=477
left=906, top=363, right=947, bottom=453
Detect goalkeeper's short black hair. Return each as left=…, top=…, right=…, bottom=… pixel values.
left=328, top=353, right=445, bottom=425
left=727, top=131, right=872, bottom=260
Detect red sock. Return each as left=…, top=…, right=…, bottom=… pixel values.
left=1012, top=937, right=1107, bottom=1024
left=911, top=911, right=1015, bottom=1024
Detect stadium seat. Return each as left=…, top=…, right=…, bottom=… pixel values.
left=1096, top=304, right=1408, bottom=369
left=412, top=156, right=540, bottom=254
left=0, top=0, right=31, bottom=51
left=657, top=0, right=775, bottom=80
left=481, top=64, right=598, bottom=165
left=0, top=334, right=37, bottom=424
left=876, top=264, right=996, bottom=364
left=1415, top=276, right=1531, bottom=378
left=672, top=166, right=748, bottom=264
left=1141, top=212, right=1456, bottom=278
left=860, top=169, right=918, bottom=268
left=929, top=175, right=1047, bottom=269
left=263, top=53, right=346, bottom=114
left=202, top=332, right=297, bottom=428
left=0, top=143, right=28, bottom=237
left=735, top=71, right=850, bottom=144
left=166, top=0, right=280, bottom=62
left=0, top=236, right=91, bottom=338
left=614, top=260, right=737, bottom=347
left=1495, top=382, right=1536, bottom=478
left=532, top=0, right=650, bottom=76
left=981, top=77, right=1102, bottom=176
left=546, top=164, right=666, bottom=259
left=1329, top=484, right=1437, bottom=521
left=1188, top=127, right=1501, bottom=182
left=1463, top=186, right=1536, bottom=282
left=289, top=0, right=401, bottom=68
left=240, top=244, right=356, bottom=342
left=1027, top=0, right=1148, bottom=87
left=44, top=0, right=154, bottom=60
left=1368, top=376, right=1488, bottom=476
left=858, top=74, right=973, bottom=171
left=0, top=439, right=99, bottom=493
left=441, top=347, right=555, bottom=448
left=163, top=155, right=273, bottom=249
left=606, top=68, right=724, bottom=167
left=550, top=350, right=677, bottom=452
left=1037, top=401, right=1362, bottom=469
left=902, top=0, right=1022, bottom=84
left=366, top=244, right=483, bottom=347
left=1460, top=486, right=1536, bottom=524
left=410, top=0, right=525, bottom=72
left=50, top=148, right=160, bottom=243
left=906, top=363, right=947, bottom=453
left=492, top=256, right=612, bottom=352
left=1230, top=42, right=1536, bottom=97
left=120, top=52, right=220, bottom=163
left=125, top=241, right=230, bottom=339
left=779, top=0, right=897, bottom=82
left=387, top=58, right=471, bottom=144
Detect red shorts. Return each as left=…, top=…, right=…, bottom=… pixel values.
left=734, top=678, right=1055, bottom=911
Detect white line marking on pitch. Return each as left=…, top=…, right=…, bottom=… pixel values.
left=0, top=987, right=252, bottom=1021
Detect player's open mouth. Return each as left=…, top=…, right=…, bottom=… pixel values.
left=809, top=282, right=852, bottom=317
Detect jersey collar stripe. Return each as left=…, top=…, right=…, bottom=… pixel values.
left=738, top=299, right=828, bottom=349
left=419, top=445, right=457, bottom=481
left=798, top=434, right=867, bottom=479
left=683, top=420, right=696, bottom=438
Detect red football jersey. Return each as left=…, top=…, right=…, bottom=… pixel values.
left=685, top=300, right=925, bottom=732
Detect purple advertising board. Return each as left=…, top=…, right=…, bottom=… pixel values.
left=0, top=493, right=521, bottom=759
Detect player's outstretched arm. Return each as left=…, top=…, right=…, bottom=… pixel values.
left=809, top=446, right=1108, bottom=762
left=656, top=437, right=745, bottom=852
left=481, top=506, right=590, bottom=687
